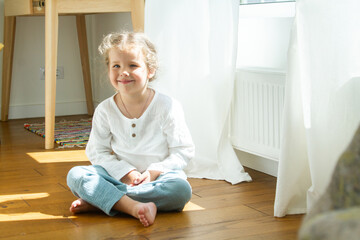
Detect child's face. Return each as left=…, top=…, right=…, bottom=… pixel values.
left=108, top=47, right=154, bottom=96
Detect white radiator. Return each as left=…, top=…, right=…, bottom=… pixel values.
left=230, top=68, right=286, bottom=161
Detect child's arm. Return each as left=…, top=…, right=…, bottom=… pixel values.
left=146, top=100, right=195, bottom=173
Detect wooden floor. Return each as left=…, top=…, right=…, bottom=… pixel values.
left=0, top=115, right=303, bottom=240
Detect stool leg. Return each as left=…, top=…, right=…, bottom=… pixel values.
left=131, top=0, right=145, bottom=32
left=1, top=16, right=16, bottom=121
left=45, top=0, right=58, bottom=149
left=76, top=15, right=94, bottom=115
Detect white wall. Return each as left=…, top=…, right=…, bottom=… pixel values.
left=0, top=0, right=132, bottom=119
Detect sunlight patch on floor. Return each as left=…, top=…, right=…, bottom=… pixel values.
left=0, top=192, right=49, bottom=203
left=27, top=150, right=89, bottom=163
left=0, top=212, right=77, bottom=222
left=183, top=201, right=205, bottom=211
left=0, top=192, right=78, bottom=222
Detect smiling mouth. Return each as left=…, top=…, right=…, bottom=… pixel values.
left=118, top=80, right=134, bottom=84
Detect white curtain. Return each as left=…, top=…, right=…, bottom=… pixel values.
left=145, top=0, right=252, bottom=184
left=275, top=0, right=360, bottom=217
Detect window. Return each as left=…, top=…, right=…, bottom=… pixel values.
left=236, top=1, right=296, bottom=69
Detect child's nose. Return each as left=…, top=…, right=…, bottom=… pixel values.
left=120, top=71, right=130, bottom=77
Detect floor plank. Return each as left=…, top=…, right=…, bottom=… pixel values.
left=0, top=115, right=303, bottom=239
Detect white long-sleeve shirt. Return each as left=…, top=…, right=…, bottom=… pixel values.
left=85, top=90, right=195, bottom=180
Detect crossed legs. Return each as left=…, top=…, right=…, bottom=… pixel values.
left=67, top=165, right=191, bottom=227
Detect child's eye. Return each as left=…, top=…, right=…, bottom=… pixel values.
left=113, top=64, right=120, bottom=68
left=130, top=64, right=138, bottom=68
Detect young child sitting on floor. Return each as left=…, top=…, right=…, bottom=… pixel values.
left=66, top=32, right=195, bottom=227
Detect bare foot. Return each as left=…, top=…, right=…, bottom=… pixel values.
left=69, top=198, right=99, bottom=214
left=135, top=202, right=157, bottom=227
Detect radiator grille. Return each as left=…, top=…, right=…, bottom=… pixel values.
left=230, top=69, right=285, bottom=160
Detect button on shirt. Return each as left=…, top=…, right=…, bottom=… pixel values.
left=131, top=123, right=136, bottom=138
left=85, top=90, right=195, bottom=181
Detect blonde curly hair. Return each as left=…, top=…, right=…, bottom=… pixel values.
left=98, top=32, right=159, bottom=81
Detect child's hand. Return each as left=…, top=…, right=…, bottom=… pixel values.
left=136, top=171, right=151, bottom=185
left=148, top=170, right=162, bottom=182
left=135, top=170, right=162, bottom=185
left=121, top=170, right=141, bottom=186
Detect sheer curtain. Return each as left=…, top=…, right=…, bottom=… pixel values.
left=275, top=0, right=360, bottom=217
left=145, top=0, right=252, bottom=184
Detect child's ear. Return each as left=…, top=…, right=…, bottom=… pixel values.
left=147, top=69, right=155, bottom=79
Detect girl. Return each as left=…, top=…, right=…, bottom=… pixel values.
left=67, top=32, right=194, bottom=227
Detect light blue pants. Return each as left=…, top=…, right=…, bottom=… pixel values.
left=67, top=165, right=192, bottom=216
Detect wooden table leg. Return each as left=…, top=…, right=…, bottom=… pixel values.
left=1, top=16, right=16, bottom=121
left=45, top=0, right=58, bottom=149
left=131, top=0, right=145, bottom=32
left=76, top=15, right=94, bottom=116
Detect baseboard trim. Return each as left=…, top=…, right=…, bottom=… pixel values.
left=2, top=101, right=89, bottom=119
left=235, top=149, right=278, bottom=177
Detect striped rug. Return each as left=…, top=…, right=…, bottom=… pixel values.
left=24, top=118, right=92, bottom=148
